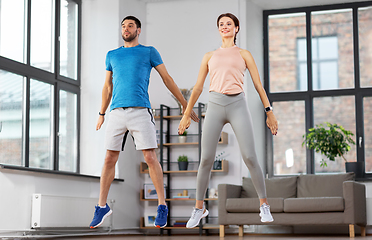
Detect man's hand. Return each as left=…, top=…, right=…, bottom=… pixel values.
left=96, top=115, right=105, bottom=131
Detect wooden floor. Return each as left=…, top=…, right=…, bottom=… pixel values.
left=54, top=234, right=371, bottom=240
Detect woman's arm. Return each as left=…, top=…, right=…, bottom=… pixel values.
left=240, top=49, right=278, bottom=135
left=178, top=51, right=213, bottom=134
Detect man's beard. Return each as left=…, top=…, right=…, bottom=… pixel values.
left=122, top=31, right=138, bottom=42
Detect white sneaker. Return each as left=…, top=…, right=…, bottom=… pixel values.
left=259, top=203, right=274, bottom=223
left=186, top=204, right=209, bottom=228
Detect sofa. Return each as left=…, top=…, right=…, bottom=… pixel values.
left=218, top=173, right=366, bottom=237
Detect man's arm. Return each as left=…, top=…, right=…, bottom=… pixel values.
left=96, top=70, right=113, bottom=131
left=154, top=63, right=199, bottom=122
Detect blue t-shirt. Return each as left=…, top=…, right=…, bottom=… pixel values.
left=105, top=44, right=163, bottom=110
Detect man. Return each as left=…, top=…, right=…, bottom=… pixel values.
left=89, top=15, right=198, bottom=229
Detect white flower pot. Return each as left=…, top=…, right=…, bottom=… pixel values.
left=178, top=136, right=187, bottom=143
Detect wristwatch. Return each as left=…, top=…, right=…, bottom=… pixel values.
left=99, top=112, right=105, bottom=116
left=264, top=106, right=273, bottom=113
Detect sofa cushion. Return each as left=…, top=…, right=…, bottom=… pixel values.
left=284, top=197, right=344, bottom=212
left=226, top=198, right=284, bottom=213
left=241, top=177, right=258, bottom=198
left=241, top=176, right=298, bottom=198
left=297, top=173, right=354, bottom=198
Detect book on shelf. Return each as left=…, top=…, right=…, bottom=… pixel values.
left=175, top=220, right=188, bottom=223
left=172, top=195, right=190, bottom=199
left=173, top=222, right=187, bottom=227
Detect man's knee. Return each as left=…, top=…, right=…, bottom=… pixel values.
left=104, top=150, right=120, bottom=166
left=143, top=149, right=157, bottom=165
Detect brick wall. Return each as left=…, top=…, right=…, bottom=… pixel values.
left=268, top=9, right=372, bottom=174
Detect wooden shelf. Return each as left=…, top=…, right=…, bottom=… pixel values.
left=140, top=160, right=228, bottom=174
left=162, top=142, right=199, bottom=146
left=157, top=131, right=228, bottom=147
left=140, top=189, right=218, bottom=201
left=139, top=217, right=219, bottom=230
left=154, top=114, right=205, bottom=120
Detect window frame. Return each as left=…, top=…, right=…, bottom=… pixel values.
left=264, top=1, right=372, bottom=179
left=0, top=0, right=81, bottom=173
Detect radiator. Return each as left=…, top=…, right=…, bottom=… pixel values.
left=31, top=194, right=113, bottom=228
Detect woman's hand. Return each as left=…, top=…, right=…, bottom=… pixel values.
left=178, top=115, right=191, bottom=135
left=183, top=107, right=199, bottom=123
left=266, top=112, right=278, bottom=135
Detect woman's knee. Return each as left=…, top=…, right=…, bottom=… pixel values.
left=242, top=155, right=258, bottom=169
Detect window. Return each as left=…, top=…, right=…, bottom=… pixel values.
left=0, top=70, right=24, bottom=166
left=272, top=101, right=306, bottom=175
left=31, top=0, right=55, bottom=72
left=269, top=13, right=307, bottom=92
left=0, top=0, right=81, bottom=173
left=364, top=97, right=372, bottom=173
left=311, top=9, right=354, bottom=90
left=265, top=2, right=371, bottom=178
left=313, top=96, right=356, bottom=173
left=0, top=0, right=26, bottom=63
left=60, top=0, right=78, bottom=80
left=59, top=90, right=78, bottom=172
left=359, top=6, right=372, bottom=88
left=29, top=79, right=54, bottom=169
left=298, top=36, right=339, bottom=91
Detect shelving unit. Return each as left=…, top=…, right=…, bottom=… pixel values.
left=140, top=103, right=228, bottom=235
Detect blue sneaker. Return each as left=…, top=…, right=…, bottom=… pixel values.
left=89, top=203, right=112, bottom=228
left=154, top=204, right=168, bottom=228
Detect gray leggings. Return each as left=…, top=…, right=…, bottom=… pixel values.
left=196, top=91, right=267, bottom=200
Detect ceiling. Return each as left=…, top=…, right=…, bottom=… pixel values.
left=140, top=0, right=370, bottom=10
left=250, top=0, right=369, bottom=10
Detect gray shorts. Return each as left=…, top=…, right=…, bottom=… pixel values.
left=105, top=107, right=157, bottom=151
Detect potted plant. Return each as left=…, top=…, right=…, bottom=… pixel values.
left=177, top=155, right=188, bottom=171
left=171, top=87, right=193, bottom=115
left=213, top=151, right=225, bottom=170
left=302, top=122, right=363, bottom=178
left=178, top=130, right=187, bottom=143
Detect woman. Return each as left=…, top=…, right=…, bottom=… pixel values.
left=178, top=13, right=278, bottom=228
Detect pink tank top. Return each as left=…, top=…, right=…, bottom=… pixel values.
left=208, top=45, right=246, bottom=94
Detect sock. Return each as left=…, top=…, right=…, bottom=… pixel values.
left=99, top=204, right=106, bottom=208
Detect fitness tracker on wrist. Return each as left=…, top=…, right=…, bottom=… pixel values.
left=264, top=106, right=273, bottom=113
left=99, top=112, right=105, bottom=116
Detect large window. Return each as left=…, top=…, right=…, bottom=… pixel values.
left=29, top=79, right=54, bottom=169
left=265, top=2, right=372, bottom=179
left=60, top=0, right=78, bottom=79
left=0, top=0, right=81, bottom=173
left=0, top=71, right=24, bottom=165
left=359, top=6, right=372, bottom=88
left=31, top=0, right=55, bottom=72
left=0, top=0, right=26, bottom=63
